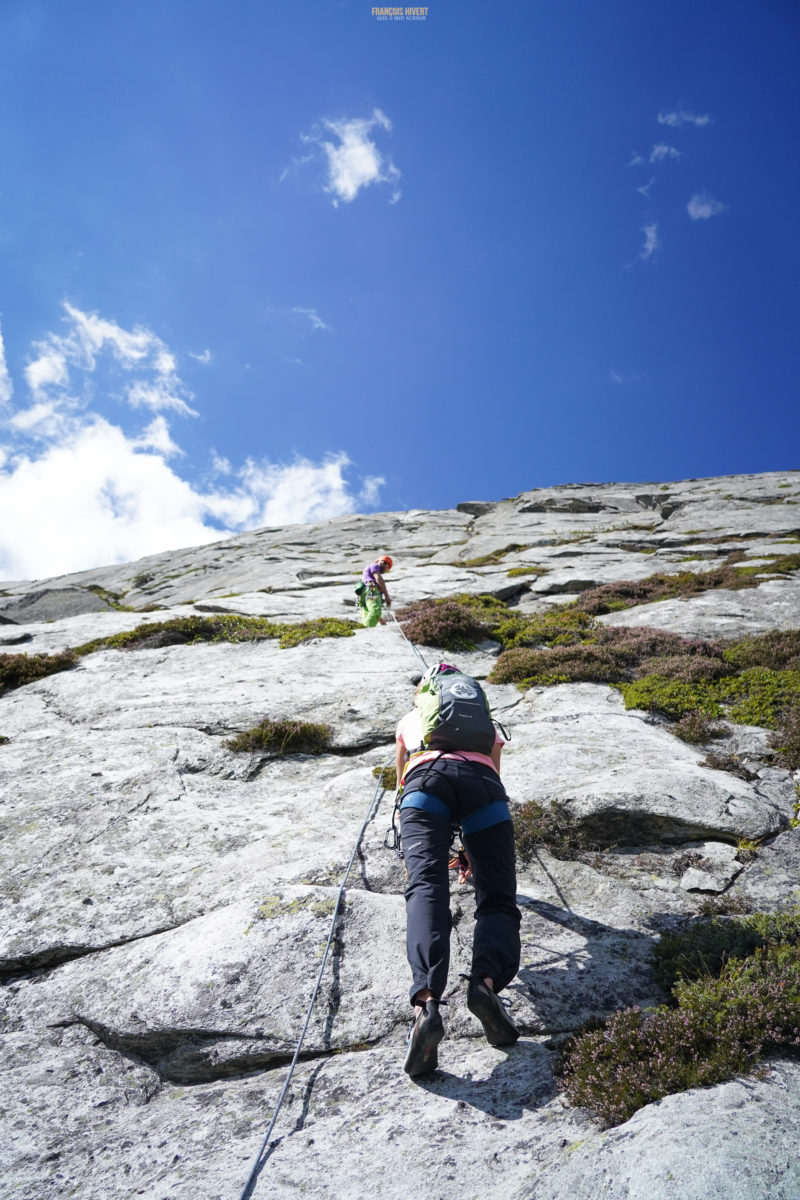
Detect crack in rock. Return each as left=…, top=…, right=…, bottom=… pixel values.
left=72, top=1014, right=384, bottom=1085
left=0, top=914, right=207, bottom=981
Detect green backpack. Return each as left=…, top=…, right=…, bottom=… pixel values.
left=414, top=662, right=496, bottom=755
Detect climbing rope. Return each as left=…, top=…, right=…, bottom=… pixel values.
left=388, top=608, right=429, bottom=673
left=238, top=603, right=429, bottom=1197
left=237, top=764, right=391, bottom=1200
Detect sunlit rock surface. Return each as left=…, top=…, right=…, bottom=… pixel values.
left=1, top=469, right=799, bottom=1199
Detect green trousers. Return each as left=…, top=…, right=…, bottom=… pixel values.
left=359, top=587, right=383, bottom=627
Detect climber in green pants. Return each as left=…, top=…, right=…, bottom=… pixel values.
left=357, top=555, right=393, bottom=627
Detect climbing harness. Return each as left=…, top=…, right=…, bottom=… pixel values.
left=237, top=763, right=391, bottom=1200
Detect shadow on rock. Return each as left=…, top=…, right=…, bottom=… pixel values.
left=414, top=1040, right=557, bottom=1119
left=511, top=896, right=667, bottom=1034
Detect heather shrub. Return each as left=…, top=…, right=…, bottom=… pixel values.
left=672, top=710, right=725, bottom=744
left=653, top=909, right=800, bottom=989
left=562, top=941, right=800, bottom=1126
left=576, top=564, right=785, bottom=617
left=700, top=752, right=758, bottom=781
left=765, top=551, right=800, bottom=574
left=593, top=626, right=707, bottom=659
left=396, top=598, right=493, bottom=651
left=490, top=643, right=629, bottom=687
left=491, top=623, right=731, bottom=690
left=227, top=718, right=332, bottom=755
left=512, top=799, right=591, bottom=861
left=489, top=648, right=544, bottom=685
left=722, top=630, right=800, bottom=671
left=637, top=654, right=730, bottom=683
left=0, top=650, right=77, bottom=694
left=768, top=706, right=800, bottom=770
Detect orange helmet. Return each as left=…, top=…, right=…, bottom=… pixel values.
left=378, top=555, right=393, bottom=571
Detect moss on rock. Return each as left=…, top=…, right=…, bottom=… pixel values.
left=226, top=718, right=332, bottom=756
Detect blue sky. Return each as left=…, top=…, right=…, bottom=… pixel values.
left=1, top=0, right=798, bottom=578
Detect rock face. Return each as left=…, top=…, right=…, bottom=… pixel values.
left=1, top=469, right=799, bottom=1199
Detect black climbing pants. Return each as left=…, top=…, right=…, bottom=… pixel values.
left=400, top=761, right=521, bottom=1006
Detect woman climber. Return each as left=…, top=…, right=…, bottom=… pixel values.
left=357, top=555, right=393, bottom=627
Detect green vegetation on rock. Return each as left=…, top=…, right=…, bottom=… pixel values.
left=397, top=593, right=594, bottom=654
left=512, top=799, right=591, bottom=862
left=458, top=543, right=530, bottom=567
left=574, top=552, right=800, bottom=616
left=561, top=910, right=800, bottom=1126
left=0, top=651, right=77, bottom=695
left=618, top=667, right=800, bottom=732
left=653, top=909, right=800, bottom=989
left=372, top=764, right=398, bottom=790
left=73, top=614, right=357, bottom=656
left=226, top=717, right=332, bottom=755
left=276, top=617, right=357, bottom=648
left=396, top=594, right=501, bottom=651
left=506, top=565, right=546, bottom=578
left=85, top=584, right=133, bottom=611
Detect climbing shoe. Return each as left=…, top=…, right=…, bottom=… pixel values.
left=466, top=977, right=519, bottom=1047
left=403, top=999, right=444, bottom=1077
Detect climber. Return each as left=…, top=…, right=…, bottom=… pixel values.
left=357, top=554, right=393, bottom=627
left=394, top=662, right=521, bottom=1077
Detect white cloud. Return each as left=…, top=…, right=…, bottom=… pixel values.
left=0, top=325, right=14, bottom=408
left=636, top=177, right=655, bottom=198
left=293, top=307, right=331, bottom=332
left=134, top=415, right=183, bottom=457
left=235, top=453, right=384, bottom=527
left=189, top=349, right=212, bottom=365
left=638, top=223, right=660, bottom=263
left=125, top=378, right=198, bottom=417
left=0, top=418, right=219, bottom=577
left=24, top=302, right=188, bottom=399
left=278, top=153, right=314, bottom=185
left=62, top=302, right=158, bottom=369
left=657, top=110, right=711, bottom=128
left=687, top=191, right=727, bottom=220
left=8, top=401, right=68, bottom=438
left=627, top=152, right=646, bottom=167
left=610, top=370, right=642, bottom=385
left=650, top=143, right=682, bottom=163
left=0, top=306, right=384, bottom=578
left=305, top=108, right=401, bottom=206
left=25, top=349, right=69, bottom=394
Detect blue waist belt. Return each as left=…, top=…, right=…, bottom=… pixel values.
left=400, top=790, right=510, bottom=834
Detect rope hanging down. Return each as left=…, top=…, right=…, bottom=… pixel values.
left=237, top=765, right=390, bottom=1200
left=389, top=608, right=429, bottom=673
left=239, top=606, right=427, bottom=1197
